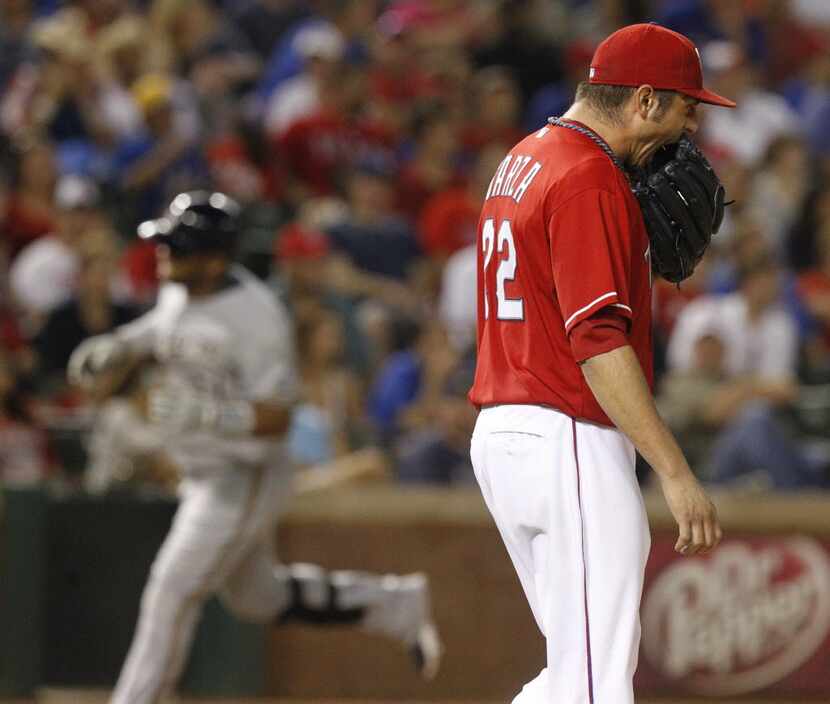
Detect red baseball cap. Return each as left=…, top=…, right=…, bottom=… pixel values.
left=274, top=224, right=330, bottom=261
left=589, top=23, right=736, bottom=108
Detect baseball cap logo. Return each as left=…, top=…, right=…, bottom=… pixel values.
left=589, top=67, right=596, bottom=79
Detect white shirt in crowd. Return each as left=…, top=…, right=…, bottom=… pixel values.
left=0, top=422, right=48, bottom=486
left=265, top=75, right=319, bottom=136
left=702, top=90, right=801, bottom=167
left=667, top=293, right=798, bottom=380
left=439, top=244, right=477, bottom=352
left=10, top=236, right=78, bottom=314
left=791, top=0, right=830, bottom=24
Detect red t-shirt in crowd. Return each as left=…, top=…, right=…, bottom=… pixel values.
left=0, top=307, right=25, bottom=351
left=468, top=121, right=654, bottom=427
left=460, top=124, right=526, bottom=154
left=277, top=112, right=394, bottom=196
left=2, top=197, right=54, bottom=259
left=396, top=164, right=465, bottom=222
left=418, top=186, right=478, bottom=257
left=797, top=269, right=830, bottom=348
left=369, top=68, right=436, bottom=106
left=121, top=240, right=159, bottom=304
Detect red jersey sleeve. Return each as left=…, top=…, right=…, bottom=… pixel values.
left=549, top=186, right=638, bottom=334
left=568, top=310, right=629, bottom=363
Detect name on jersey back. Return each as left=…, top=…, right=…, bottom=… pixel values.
left=484, top=154, right=543, bottom=204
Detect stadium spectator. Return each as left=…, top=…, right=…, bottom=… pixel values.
left=523, top=39, right=595, bottom=132
left=413, top=46, right=473, bottom=134
left=150, top=0, right=260, bottom=103
left=92, top=16, right=166, bottom=141
left=366, top=312, right=423, bottom=442
left=274, top=217, right=335, bottom=309
left=112, top=73, right=207, bottom=225
left=1, top=9, right=151, bottom=152
left=1, top=140, right=56, bottom=259
left=395, top=357, right=476, bottom=485
left=368, top=317, right=458, bottom=444
left=789, top=179, right=830, bottom=272
left=0, top=1, right=828, bottom=493
left=205, top=122, right=274, bottom=204
left=707, top=217, right=775, bottom=293
left=380, top=0, right=484, bottom=52
left=328, top=159, right=421, bottom=282
left=747, top=135, right=810, bottom=254
left=276, top=64, right=391, bottom=202
left=9, top=174, right=109, bottom=329
left=0, top=160, right=10, bottom=273
left=283, top=297, right=389, bottom=494
left=396, top=101, right=463, bottom=221
left=652, top=250, right=715, bottom=376
left=471, top=0, right=563, bottom=106
left=288, top=305, right=365, bottom=466
left=228, top=0, right=310, bottom=60
left=1, top=11, right=93, bottom=142
left=432, top=146, right=507, bottom=352
left=34, top=252, right=139, bottom=386
left=796, top=221, right=830, bottom=381
left=254, top=2, right=374, bottom=110
left=420, top=143, right=505, bottom=259
left=698, top=40, right=801, bottom=167
left=460, top=66, right=523, bottom=154
left=658, top=329, right=828, bottom=489
left=655, top=0, right=769, bottom=67
left=118, top=237, right=159, bottom=306
left=72, top=0, right=130, bottom=33
left=99, top=14, right=201, bottom=141
left=264, top=23, right=345, bottom=137
left=368, top=9, right=437, bottom=129
left=761, top=0, right=828, bottom=87
left=668, top=254, right=799, bottom=383
left=0, top=0, right=34, bottom=95
left=0, top=349, right=50, bottom=486
left=438, top=244, right=475, bottom=353
left=276, top=199, right=418, bottom=314
left=781, top=52, right=830, bottom=158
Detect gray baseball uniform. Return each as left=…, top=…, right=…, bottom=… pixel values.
left=108, top=266, right=435, bottom=704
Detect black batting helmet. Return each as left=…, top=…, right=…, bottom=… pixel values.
left=137, top=191, right=241, bottom=257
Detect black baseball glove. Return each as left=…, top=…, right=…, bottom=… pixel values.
left=630, top=136, right=726, bottom=284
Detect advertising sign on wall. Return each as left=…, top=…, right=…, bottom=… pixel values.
left=636, top=536, right=830, bottom=698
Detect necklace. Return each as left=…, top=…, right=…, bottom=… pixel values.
left=547, top=116, right=623, bottom=171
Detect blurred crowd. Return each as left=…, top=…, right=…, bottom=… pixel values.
left=1, top=0, right=829, bottom=493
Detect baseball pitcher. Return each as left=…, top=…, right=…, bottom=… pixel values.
left=468, top=23, right=735, bottom=704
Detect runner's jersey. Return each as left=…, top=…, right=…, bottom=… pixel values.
left=119, top=266, right=298, bottom=473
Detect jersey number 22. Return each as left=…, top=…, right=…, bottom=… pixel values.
left=482, top=218, right=524, bottom=320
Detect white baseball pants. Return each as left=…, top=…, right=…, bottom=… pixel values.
left=110, top=461, right=428, bottom=704
left=470, top=405, right=651, bottom=704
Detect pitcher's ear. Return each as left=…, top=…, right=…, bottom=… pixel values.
left=635, top=85, right=656, bottom=117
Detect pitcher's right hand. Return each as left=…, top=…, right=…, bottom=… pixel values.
left=658, top=470, right=722, bottom=556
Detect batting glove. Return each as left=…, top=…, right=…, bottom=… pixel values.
left=67, top=334, right=129, bottom=390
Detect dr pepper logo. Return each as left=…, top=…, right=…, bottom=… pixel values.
left=642, top=538, right=830, bottom=695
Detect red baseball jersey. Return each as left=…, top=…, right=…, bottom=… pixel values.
left=468, top=121, right=654, bottom=427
